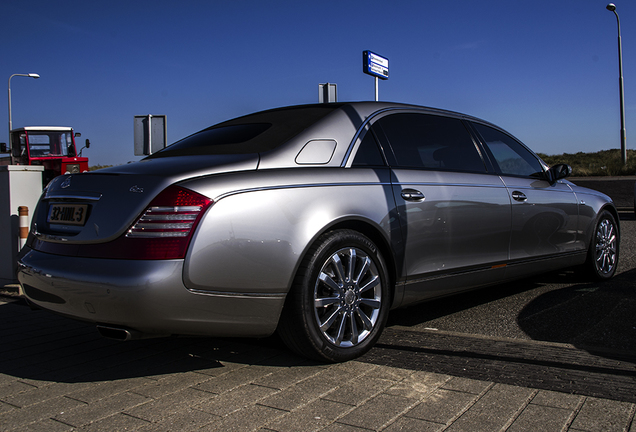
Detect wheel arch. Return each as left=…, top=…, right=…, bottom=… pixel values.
left=586, top=203, right=620, bottom=246
left=291, top=216, right=401, bottom=309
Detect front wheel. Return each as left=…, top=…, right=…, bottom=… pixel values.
left=278, top=230, right=390, bottom=362
left=586, top=210, right=619, bottom=280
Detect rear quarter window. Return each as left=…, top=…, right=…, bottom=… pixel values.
left=147, top=105, right=342, bottom=158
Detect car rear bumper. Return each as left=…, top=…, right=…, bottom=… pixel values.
left=16, top=248, right=285, bottom=338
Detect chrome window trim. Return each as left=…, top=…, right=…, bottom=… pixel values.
left=342, top=107, right=482, bottom=169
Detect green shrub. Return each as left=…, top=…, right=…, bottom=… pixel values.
left=538, top=149, right=636, bottom=176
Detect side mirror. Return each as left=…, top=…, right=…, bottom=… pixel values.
left=78, top=139, right=91, bottom=157
left=0, top=143, right=7, bottom=153
left=546, top=164, right=572, bottom=185
left=75, top=132, right=82, bottom=138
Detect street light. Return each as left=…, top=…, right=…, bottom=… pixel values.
left=606, top=3, right=627, bottom=165
left=8, top=73, right=40, bottom=146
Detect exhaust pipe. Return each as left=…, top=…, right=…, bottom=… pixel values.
left=96, top=325, right=166, bottom=341
left=97, top=325, right=140, bottom=341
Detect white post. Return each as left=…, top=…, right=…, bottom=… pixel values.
left=375, top=77, right=379, bottom=101
left=18, top=206, right=28, bottom=249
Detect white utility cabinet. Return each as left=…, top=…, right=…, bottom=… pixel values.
left=0, top=165, right=43, bottom=284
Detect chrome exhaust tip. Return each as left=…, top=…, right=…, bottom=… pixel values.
left=96, top=325, right=137, bottom=341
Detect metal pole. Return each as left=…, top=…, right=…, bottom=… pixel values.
left=8, top=76, right=13, bottom=144
left=607, top=4, right=627, bottom=164
left=147, top=114, right=153, bottom=155
left=8, top=73, right=40, bottom=148
left=375, top=76, right=379, bottom=102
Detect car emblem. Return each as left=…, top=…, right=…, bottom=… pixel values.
left=60, top=176, right=72, bottom=189
left=129, top=185, right=144, bottom=193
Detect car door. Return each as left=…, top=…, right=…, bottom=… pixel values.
left=368, top=112, right=512, bottom=303
left=470, top=122, right=581, bottom=269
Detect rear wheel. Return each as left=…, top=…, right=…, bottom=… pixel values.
left=586, top=210, right=619, bottom=280
left=278, top=229, right=390, bottom=362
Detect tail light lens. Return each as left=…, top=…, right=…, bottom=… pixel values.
left=127, top=186, right=210, bottom=240
left=78, top=185, right=212, bottom=260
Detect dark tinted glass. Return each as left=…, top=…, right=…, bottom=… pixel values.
left=159, top=124, right=271, bottom=153
left=473, top=123, right=543, bottom=177
left=147, top=105, right=342, bottom=158
left=377, top=113, right=486, bottom=173
left=352, top=131, right=385, bottom=166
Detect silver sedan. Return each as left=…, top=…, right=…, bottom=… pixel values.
left=17, top=102, right=619, bottom=362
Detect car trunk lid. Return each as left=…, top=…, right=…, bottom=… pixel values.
left=30, top=154, right=258, bottom=244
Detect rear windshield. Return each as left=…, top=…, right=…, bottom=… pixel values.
left=146, top=104, right=343, bottom=158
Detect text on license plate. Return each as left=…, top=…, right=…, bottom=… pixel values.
left=48, top=203, right=88, bottom=226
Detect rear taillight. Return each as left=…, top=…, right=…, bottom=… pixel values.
left=127, top=186, right=210, bottom=239
left=119, top=185, right=212, bottom=259
left=76, top=185, right=212, bottom=260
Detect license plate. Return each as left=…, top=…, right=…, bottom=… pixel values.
left=47, top=203, right=88, bottom=226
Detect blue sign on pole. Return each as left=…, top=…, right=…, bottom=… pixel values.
left=363, top=51, right=389, bottom=80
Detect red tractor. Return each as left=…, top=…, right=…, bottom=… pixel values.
left=1, top=126, right=90, bottom=185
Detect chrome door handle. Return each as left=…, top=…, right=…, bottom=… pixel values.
left=511, top=191, right=527, bottom=202
left=401, top=189, right=425, bottom=201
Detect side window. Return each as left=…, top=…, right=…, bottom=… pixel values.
left=376, top=113, right=486, bottom=173
left=473, top=123, right=543, bottom=177
left=352, top=129, right=386, bottom=167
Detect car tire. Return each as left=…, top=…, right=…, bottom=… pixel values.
left=278, top=229, right=390, bottom=362
left=585, top=210, right=619, bottom=280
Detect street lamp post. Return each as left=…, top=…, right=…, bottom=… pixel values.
left=8, top=73, right=40, bottom=146
left=606, top=3, right=627, bottom=165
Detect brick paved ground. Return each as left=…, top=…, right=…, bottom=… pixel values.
left=1, top=296, right=635, bottom=432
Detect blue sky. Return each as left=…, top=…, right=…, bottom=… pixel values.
left=2, top=0, right=635, bottom=166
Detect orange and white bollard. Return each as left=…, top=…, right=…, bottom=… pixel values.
left=18, top=206, right=29, bottom=249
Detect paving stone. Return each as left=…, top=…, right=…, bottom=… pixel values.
left=1, top=381, right=92, bottom=408
left=124, top=387, right=215, bottom=422
left=329, top=361, right=378, bottom=377
left=507, top=404, right=573, bottom=432
left=0, top=379, right=38, bottom=399
left=260, top=398, right=353, bottom=432
left=405, top=388, right=479, bottom=424
left=205, top=403, right=286, bottom=432
left=531, top=389, right=584, bottom=410
left=195, top=384, right=279, bottom=416
left=382, top=416, right=443, bottom=432
left=258, top=369, right=345, bottom=412
left=18, top=418, right=75, bottom=432
left=0, top=400, right=17, bottom=415
left=441, top=376, right=493, bottom=394
left=193, top=365, right=274, bottom=395
left=336, top=393, right=418, bottom=430
left=383, top=371, right=450, bottom=399
left=320, top=421, right=382, bottom=431
left=3, top=297, right=636, bottom=432
left=131, top=371, right=213, bottom=398
left=569, top=397, right=635, bottom=432
left=53, top=391, right=151, bottom=428
left=322, top=376, right=396, bottom=406
left=444, top=383, right=534, bottom=432
left=253, top=365, right=325, bottom=390
left=0, top=395, right=86, bottom=431
left=361, top=364, right=414, bottom=382
left=76, top=412, right=151, bottom=432
left=136, top=408, right=219, bottom=432
left=66, top=377, right=153, bottom=403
